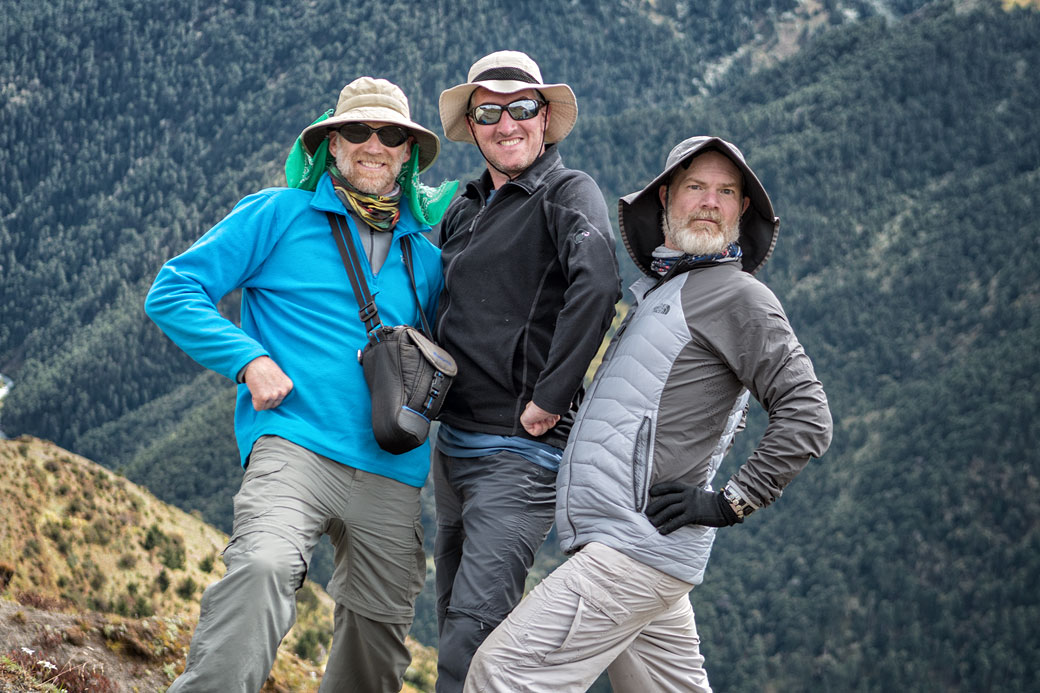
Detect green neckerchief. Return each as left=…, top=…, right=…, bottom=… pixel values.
left=285, top=109, right=332, bottom=191
left=398, top=146, right=459, bottom=227
left=285, top=111, right=458, bottom=226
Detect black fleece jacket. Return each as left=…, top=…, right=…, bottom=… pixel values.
left=434, top=145, right=621, bottom=448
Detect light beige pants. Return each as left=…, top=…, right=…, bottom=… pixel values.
left=465, top=542, right=712, bottom=693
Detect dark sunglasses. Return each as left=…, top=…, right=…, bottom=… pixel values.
left=469, top=99, right=547, bottom=126
left=337, top=123, right=410, bottom=147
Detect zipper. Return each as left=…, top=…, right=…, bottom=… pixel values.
left=632, top=415, right=654, bottom=512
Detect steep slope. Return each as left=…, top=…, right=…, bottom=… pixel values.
left=0, top=436, right=436, bottom=692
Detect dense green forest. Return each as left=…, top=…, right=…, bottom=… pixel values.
left=3, top=0, right=1039, bottom=690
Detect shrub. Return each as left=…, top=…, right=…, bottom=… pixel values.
left=296, top=584, right=319, bottom=610
left=84, top=517, right=115, bottom=546
left=160, top=539, right=186, bottom=571
left=0, top=561, right=14, bottom=590
left=175, top=577, right=198, bottom=600
left=142, top=524, right=166, bottom=551
left=42, top=520, right=72, bottom=555
left=292, top=628, right=330, bottom=665
left=134, top=595, right=154, bottom=618
left=143, top=524, right=187, bottom=570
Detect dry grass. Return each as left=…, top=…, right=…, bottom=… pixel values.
left=0, top=436, right=446, bottom=692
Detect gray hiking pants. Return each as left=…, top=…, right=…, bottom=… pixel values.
left=432, top=448, right=558, bottom=693
left=167, top=435, right=425, bottom=693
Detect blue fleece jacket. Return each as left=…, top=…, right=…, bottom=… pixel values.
left=145, top=173, right=442, bottom=487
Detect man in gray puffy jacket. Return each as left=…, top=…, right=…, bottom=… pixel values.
left=465, top=136, right=833, bottom=692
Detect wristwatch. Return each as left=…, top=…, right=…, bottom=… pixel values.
left=722, top=481, right=756, bottom=520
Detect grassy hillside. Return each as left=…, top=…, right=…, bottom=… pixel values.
left=0, top=436, right=436, bottom=692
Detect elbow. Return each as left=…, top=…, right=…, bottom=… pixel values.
left=143, top=283, right=162, bottom=322
left=591, top=273, right=623, bottom=309
left=813, top=402, right=834, bottom=457
left=143, top=272, right=172, bottom=325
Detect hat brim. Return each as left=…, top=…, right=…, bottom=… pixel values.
left=300, top=107, right=440, bottom=172
left=619, top=137, right=779, bottom=278
left=439, top=81, right=577, bottom=144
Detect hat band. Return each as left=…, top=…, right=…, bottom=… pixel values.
left=473, top=67, right=538, bottom=83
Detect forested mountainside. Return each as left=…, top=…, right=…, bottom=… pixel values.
left=3, top=0, right=1038, bottom=690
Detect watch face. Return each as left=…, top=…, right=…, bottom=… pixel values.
left=723, top=484, right=752, bottom=518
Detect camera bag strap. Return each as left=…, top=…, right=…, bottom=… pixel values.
left=326, top=212, right=430, bottom=339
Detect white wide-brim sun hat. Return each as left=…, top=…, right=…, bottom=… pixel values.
left=439, top=50, right=578, bottom=145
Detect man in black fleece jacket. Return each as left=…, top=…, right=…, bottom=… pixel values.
left=431, top=50, right=621, bottom=691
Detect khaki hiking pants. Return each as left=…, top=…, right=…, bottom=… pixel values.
left=465, top=542, right=712, bottom=693
left=167, top=435, right=424, bottom=693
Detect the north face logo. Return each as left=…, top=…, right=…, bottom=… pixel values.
left=653, top=303, right=670, bottom=315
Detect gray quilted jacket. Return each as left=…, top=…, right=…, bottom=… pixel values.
left=556, top=260, right=832, bottom=584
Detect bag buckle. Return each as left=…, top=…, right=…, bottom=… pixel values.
left=358, top=301, right=380, bottom=324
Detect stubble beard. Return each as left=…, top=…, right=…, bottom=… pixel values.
left=664, top=208, right=740, bottom=257
left=335, top=148, right=407, bottom=195
left=483, top=144, right=537, bottom=180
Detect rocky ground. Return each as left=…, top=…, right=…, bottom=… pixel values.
left=0, top=597, right=183, bottom=692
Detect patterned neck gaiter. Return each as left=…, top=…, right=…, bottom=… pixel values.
left=650, top=242, right=743, bottom=276
left=329, top=165, right=402, bottom=232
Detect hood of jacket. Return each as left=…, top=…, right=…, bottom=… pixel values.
left=618, top=136, right=779, bottom=278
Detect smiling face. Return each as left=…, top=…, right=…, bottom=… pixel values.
left=659, top=150, right=751, bottom=256
left=466, top=86, right=550, bottom=188
left=328, top=121, right=412, bottom=195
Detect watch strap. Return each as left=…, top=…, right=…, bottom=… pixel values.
left=722, top=480, right=757, bottom=520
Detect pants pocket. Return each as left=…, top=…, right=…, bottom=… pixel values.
left=542, top=571, right=631, bottom=665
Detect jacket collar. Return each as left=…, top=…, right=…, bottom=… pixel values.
left=309, top=172, right=428, bottom=238
left=635, top=258, right=741, bottom=303
left=463, top=144, right=563, bottom=202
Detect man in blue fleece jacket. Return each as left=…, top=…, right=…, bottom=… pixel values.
left=145, top=77, right=447, bottom=693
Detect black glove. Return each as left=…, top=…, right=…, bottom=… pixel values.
left=646, top=482, right=741, bottom=535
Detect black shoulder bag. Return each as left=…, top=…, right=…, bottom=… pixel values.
left=327, top=212, right=457, bottom=454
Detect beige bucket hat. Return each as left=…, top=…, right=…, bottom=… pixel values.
left=619, top=136, right=780, bottom=278
left=439, top=51, right=578, bottom=144
left=300, top=76, right=440, bottom=172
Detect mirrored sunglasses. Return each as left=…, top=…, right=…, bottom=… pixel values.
left=469, top=99, right=546, bottom=126
left=337, top=123, right=410, bottom=147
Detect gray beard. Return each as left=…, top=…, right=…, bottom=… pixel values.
left=663, top=210, right=739, bottom=256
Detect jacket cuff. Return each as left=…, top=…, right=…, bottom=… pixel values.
left=723, top=479, right=760, bottom=519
